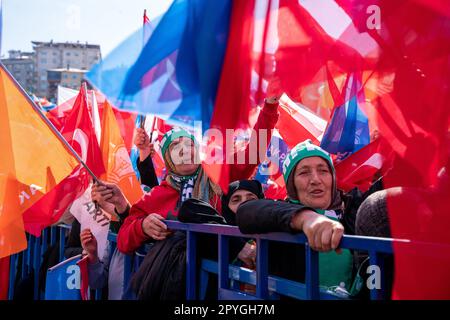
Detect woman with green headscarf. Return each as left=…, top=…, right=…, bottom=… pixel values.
left=116, top=97, right=279, bottom=254
left=236, top=139, right=383, bottom=296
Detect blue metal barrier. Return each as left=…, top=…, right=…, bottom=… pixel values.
left=7, top=224, right=139, bottom=301
left=8, top=224, right=71, bottom=300
left=7, top=220, right=424, bottom=301
left=8, top=254, right=16, bottom=300
left=163, top=221, right=403, bottom=300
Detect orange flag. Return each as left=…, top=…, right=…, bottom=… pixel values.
left=0, top=65, right=78, bottom=258
left=100, top=100, right=143, bottom=205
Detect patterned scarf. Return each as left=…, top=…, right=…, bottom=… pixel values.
left=164, top=150, right=222, bottom=209
left=168, top=171, right=198, bottom=204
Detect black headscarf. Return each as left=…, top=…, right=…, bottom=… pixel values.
left=221, top=180, right=265, bottom=225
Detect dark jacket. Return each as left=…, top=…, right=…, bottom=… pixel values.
left=177, top=198, right=248, bottom=263
left=236, top=200, right=312, bottom=283
left=236, top=182, right=383, bottom=284
left=131, top=231, right=186, bottom=300
left=136, top=154, right=159, bottom=189
left=64, top=219, right=83, bottom=259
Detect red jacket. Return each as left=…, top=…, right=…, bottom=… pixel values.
left=117, top=101, right=279, bottom=254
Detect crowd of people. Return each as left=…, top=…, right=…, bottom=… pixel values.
left=66, top=95, right=394, bottom=300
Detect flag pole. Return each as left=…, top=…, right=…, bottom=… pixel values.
left=82, top=81, right=89, bottom=105
left=0, top=62, right=99, bottom=183
left=149, top=115, right=156, bottom=143
left=141, top=8, right=149, bottom=132
left=141, top=8, right=149, bottom=133
left=145, top=9, right=156, bottom=163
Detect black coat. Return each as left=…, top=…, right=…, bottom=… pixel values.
left=64, top=219, right=83, bottom=259
left=136, top=155, right=159, bottom=189
left=131, top=231, right=186, bottom=300
left=235, top=183, right=383, bottom=284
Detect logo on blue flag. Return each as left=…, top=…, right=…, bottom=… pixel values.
left=44, top=254, right=82, bottom=300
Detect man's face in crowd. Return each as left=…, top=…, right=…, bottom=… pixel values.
left=228, top=190, right=259, bottom=214
left=293, top=156, right=333, bottom=210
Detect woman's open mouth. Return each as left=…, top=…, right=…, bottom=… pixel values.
left=309, top=189, right=325, bottom=197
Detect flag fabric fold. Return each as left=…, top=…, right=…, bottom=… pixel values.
left=0, top=64, right=79, bottom=257
left=86, top=0, right=232, bottom=131
left=320, top=72, right=370, bottom=160
left=276, top=93, right=327, bottom=148
left=23, top=87, right=104, bottom=236
left=100, top=100, right=143, bottom=205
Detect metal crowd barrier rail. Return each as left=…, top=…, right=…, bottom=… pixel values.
left=8, top=221, right=414, bottom=300
left=7, top=224, right=139, bottom=300
left=8, top=224, right=70, bottom=300
left=163, top=221, right=404, bottom=300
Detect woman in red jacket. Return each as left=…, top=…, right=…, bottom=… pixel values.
left=115, top=97, right=280, bottom=254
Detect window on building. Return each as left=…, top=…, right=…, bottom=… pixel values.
left=64, top=74, right=68, bottom=79
left=41, top=58, right=47, bottom=64
left=40, top=75, right=46, bottom=81
left=41, top=52, right=47, bottom=56
left=66, top=52, right=71, bottom=56
left=72, top=74, right=77, bottom=79
left=52, top=59, right=58, bottom=64
left=53, top=51, right=57, bottom=56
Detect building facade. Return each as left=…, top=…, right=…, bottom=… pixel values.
left=32, top=41, right=101, bottom=99
left=2, top=50, right=37, bottom=93
left=47, top=68, right=87, bottom=100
